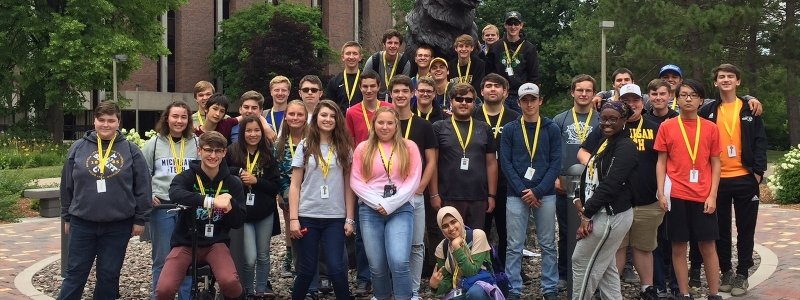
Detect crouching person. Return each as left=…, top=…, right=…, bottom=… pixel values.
left=157, top=131, right=246, bottom=299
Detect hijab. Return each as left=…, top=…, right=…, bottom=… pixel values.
left=435, top=206, right=491, bottom=273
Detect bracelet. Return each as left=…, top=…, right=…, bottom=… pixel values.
left=290, top=218, right=299, bottom=221
left=488, top=194, right=496, bottom=199
left=573, top=198, right=581, bottom=204
left=345, top=218, right=355, bottom=225
left=431, top=194, right=441, bottom=199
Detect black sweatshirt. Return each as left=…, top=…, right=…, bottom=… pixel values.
left=579, top=133, right=637, bottom=218
left=225, top=148, right=281, bottom=222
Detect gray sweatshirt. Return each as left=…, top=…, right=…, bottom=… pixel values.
left=60, top=130, right=153, bottom=225
left=142, top=134, right=199, bottom=201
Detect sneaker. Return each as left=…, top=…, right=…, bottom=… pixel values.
left=557, top=279, right=567, bottom=291
left=655, top=287, right=669, bottom=299
left=730, top=274, right=749, bottom=296
left=640, top=286, right=659, bottom=300
left=707, top=294, right=722, bottom=300
left=719, top=270, right=735, bottom=292
left=304, top=292, right=319, bottom=300
left=354, top=281, right=371, bottom=296
left=674, top=295, right=694, bottom=300
left=261, top=282, right=276, bottom=299
left=623, top=267, right=640, bottom=284
left=319, top=276, right=333, bottom=294
left=543, top=292, right=558, bottom=300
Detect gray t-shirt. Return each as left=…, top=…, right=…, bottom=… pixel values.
left=553, top=108, right=599, bottom=173
left=291, top=141, right=347, bottom=218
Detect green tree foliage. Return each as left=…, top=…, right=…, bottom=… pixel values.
left=0, top=0, right=184, bottom=143
left=210, top=3, right=333, bottom=105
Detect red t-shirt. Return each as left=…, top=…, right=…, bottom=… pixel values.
left=345, top=101, right=394, bottom=145
left=654, top=117, right=720, bottom=202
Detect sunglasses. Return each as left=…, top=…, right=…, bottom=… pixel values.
left=453, top=96, right=475, bottom=103
left=300, top=87, right=320, bottom=93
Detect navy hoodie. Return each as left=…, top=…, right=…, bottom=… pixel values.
left=60, top=130, right=152, bottom=225
left=499, top=116, right=562, bottom=199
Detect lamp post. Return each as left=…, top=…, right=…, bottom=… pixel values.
left=135, top=84, right=141, bottom=132
left=112, top=54, right=128, bottom=102
left=600, top=21, right=615, bottom=92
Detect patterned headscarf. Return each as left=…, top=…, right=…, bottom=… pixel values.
left=601, top=101, right=633, bottom=119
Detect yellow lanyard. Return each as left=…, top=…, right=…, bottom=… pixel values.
left=404, top=117, right=413, bottom=139
left=383, top=51, right=399, bottom=87
left=457, top=60, right=471, bottom=83
left=417, top=108, right=432, bottom=121
left=344, top=69, right=361, bottom=105
left=246, top=151, right=260, bottom=174
left=362, top=101, right=376, bottom=131
left=197, top=112, right=204, bottom=126
left=270, top=109, right=282, bottom=130
left=196, top=175, right=224, bottom=222
left=520, top=116, right=542, bottom=166
left=718, top=100, right=741, bottom=141
left=503, top=42, right=523, bottom=66
left=678, top=116, right=701, bottom=166
left=588, top=139, right=609, bottom=179
left=377, top=143, right=394, bottom=177
left=482, top=106, right=505, bottom=139
left=671, top=97, right=678, bottom=110
left=571, top=108, right=593, bottom=142
left=288, top=136, right=297, bottom=158
left=168, top=136, right=186, bottom=174
left=320, top=146, right=335, bottom=180
left=439, top=84, right=450, bottom=109
left=451, top=117, right=474, bottom=156
left=97, top=133, right=117, bottom=177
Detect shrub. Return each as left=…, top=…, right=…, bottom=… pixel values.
left=767, top=145, right=800, bottom=204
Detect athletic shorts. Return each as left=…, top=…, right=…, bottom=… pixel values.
left=620, top=201, right=665, bottom=251
left=666, top=197, right=719, bottom=242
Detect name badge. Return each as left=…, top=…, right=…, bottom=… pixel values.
left=204, top=224, right=214, bottom=237
left=727, top=145, right=737, bottom=158
left=246, top=193, right=255, bottom=206
left=689, top=169, right=699, bottom=183
left=96, top=179, right=106, bottom=193
left=453, top=288, right=463, bottom=297
left=524, top=167, right=536, bottom=180
left=505, top=67, right=514, bottom=76
left=460, top=157, right=470, bottom=170
left=320, top=185, right=330, bottom=199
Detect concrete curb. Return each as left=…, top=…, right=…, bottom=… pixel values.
left=14, top=254, right=58, bottom=300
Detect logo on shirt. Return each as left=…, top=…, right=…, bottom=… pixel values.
left=85, top=150, right=124, bottom=179
left=565, top=123, right=594, bottom=144
left=629, top=128, right=655, bottom=152
left=741, top=116, right=753, bottom=122
left=196, top=207, right=223, bottom=222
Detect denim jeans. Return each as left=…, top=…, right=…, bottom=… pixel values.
left=242, top=213, right=275, bottom=295
left=58, top=217, right=133, bottom=300
left=409, top=195, right=426, bottom=297
left=505, top=195, right=558, bottom=295
left=292, top=217, right=350, bottom=300
left=359, top=202, right=414, bottom=300
left=466, top=283, right=492, bottom=300
left=354, top=201, right=372, bottom=285
left=150, top=208, right=192, bottom=300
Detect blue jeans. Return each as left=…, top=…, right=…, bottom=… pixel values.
left=354, top=202, right=372, bottom=285
left=242, top=213, right=275, bottom=294
left=466, top=283, right=492, bottom=300
left=292, top=217, right=350, bottom=300
left=58, top=217, right=132, bottom=300
left=505, top=195, right=558, bottom=295
left=150, top=208, right=191, bottom=300
left=409, top=195, right=426, bottom=297
left=359, top=202, right=414, bottom=300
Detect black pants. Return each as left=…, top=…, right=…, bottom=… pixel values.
left=716, top=174, right=760, bottom=275
left=556, top=193, right=569, bottom=279
left=484, top=186, right=509, bottom=270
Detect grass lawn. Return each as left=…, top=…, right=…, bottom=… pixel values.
left=768, top=150, right=788, bottom=164
left=0, top=165, right=62, bottom=185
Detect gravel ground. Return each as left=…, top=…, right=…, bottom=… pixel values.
left=32, top=210, right=758, bottom=300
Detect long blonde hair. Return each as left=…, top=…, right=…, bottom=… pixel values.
left=360, top=107, right=411, bottom=181
left=275, top=100, right=307, bottom=158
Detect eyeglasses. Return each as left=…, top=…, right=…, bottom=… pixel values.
left=453, top=96, right=475, bottom=103
left=300, top=87, right=320, bottom=94
left=417, top=89, right=434, bottom=95
left=600, top=117, right=621, bottom=124
left=201, top=147, right=226, bottom=155
left=678, top=93, right=700, bottom=99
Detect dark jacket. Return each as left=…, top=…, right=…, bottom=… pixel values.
left=499, top=116, right=562, bottom=199
left=225, top=148, right=281, bottom=223
left=60, top=130, right=152, bottom=225
left=447, top=55, right=486, bottom=94
left=327, top=71, right=363, bottom=112
left=698, top=97, right=768, bottom=179
left=169, top=160, right=246, bottom=247
left=579, top=134, right=637, bottom=218
left=488, top=37, right=540, bottom=94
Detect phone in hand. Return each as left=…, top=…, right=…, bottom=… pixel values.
left=300, top=227, right=308, bottom=237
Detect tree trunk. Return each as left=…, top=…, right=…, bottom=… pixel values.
left=47, top=82, right=65, bottom=143
left=785, top=0, right=800, bottom=146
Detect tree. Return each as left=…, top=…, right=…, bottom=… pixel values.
left=767, top=0, right=800, bottom=145
left=209, top=3, right=333, bottom=105
left=0, top=0, right=184, bottom=142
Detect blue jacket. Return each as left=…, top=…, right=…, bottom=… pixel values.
left=500, top=116, right=561, bottom=199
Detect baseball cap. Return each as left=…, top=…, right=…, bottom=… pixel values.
left=659, top=64, right=683, bottom=77
left=518, top=83, right=540, bottom=98
left=619, top=84, right=642, bottom=98
left=429, top=57, right=448, bottom=69
left=505, top=11, right=523, bottom=23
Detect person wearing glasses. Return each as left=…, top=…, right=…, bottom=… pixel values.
left=430, top=82, right=497, bottom=230
left=488, top=11, right=539, bottom=113
left=499, top=83, right=561, bottom=300
left=299, top=75, right=324, bottom=119
left=414, top=75, right=445, bottom=124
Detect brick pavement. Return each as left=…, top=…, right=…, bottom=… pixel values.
left=0, top=217, right=60, bottom=300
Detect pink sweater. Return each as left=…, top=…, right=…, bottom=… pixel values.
left=350, top=139, right=422, bottom=214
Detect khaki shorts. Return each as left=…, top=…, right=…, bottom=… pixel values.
left=620, top=201, right=665, bottom=251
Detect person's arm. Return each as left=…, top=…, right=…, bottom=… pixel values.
left=219, top=179, right=246, bottom=229
left=705, top=156, right=721, bottom=214
left=416, top=148, right=437, bottom=194
left=583, top=141, right=637, bottom=218
left=428, top=149, right=442, bottom=210
left=752, top=115, right=769, bottom=182
left=499, top=124, right=525, bottom=194
left=485, top=152, right=498, bottom=213
left=742, top=95, right=762, bottom=116
left=376, top=142, right=423, bottom=214
left=288, top=166, right=304, bottom=239
left=532, top=127, right=562, bottom=199
left=656, top=152, right=668, bottom=212
left=60, top=143, right=79, bottom=228
left=577, top=148, right=591, bottom=165
left=169, top=171, right=204, bottom=207
left=130, top=144, right=153, bottom=228
left=344, top=171, right=356, bottom=236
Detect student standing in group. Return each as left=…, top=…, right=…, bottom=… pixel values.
left=500, top=83, right=561, bottom=300
left=196, top=94, right=275, bottom=143
left=328, top=41, right=364, bottom=112
left=448, top=34, right=486, bottom=94
left=59, top=101, right=152, bottom=300
left=299, top=75, right=325, bottom=117
left=413, top=76, right=444, bottom=124
left=390, top=75, right=439, bottom=297
left=263, top=75, right=292, bottom=132
left=489, top=11, right=540, bottom=113
left=192, top=80, right=223, bottom=130
left=363, top=29, right=412, bottom=102
left=700, top=64, right=767, bottom=297
left=288, top=100, right=356, bottom=300
left=479, top=24, right=500, bottom=66
left=351, top=106, right=422, bottom=300
left=412, top=44, right=434, bottom=82
left=144, top=102, right=198, bottom=300
left=472, top=73, right=520, bottom=269
left=655, top=79, right=723, bottom=300
left=227, top=116, right=281, bottom=298
left=157, top=131, right=246, bottom=300
left=429, top=58, right=455, bottom=118
left=275, top=100, right=308, bottom=278
left=646, top=79, right=679, bottom=123
left=231, top=91, right=265, bottom=143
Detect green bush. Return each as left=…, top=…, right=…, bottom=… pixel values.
left=767, top=145, right=800, bottom=204
left=0, top=197, right=20, bottom=222
left=0, top=134, right=69, bottom=169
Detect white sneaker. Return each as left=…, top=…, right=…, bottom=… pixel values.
left=522, top=249, right=540, bottom=257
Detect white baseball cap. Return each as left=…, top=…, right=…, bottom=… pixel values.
left=518, top=83, right=540, bottom=98
left=619, top=84, right=642, bottom=98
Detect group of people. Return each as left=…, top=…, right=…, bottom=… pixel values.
left=56, top=8, right=767, bottom=300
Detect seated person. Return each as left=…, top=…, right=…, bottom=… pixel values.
left=156, top=131, right=246, bottom=299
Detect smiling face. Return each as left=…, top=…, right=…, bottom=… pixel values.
left=206, top=104, right=226, bottom=124
left=455, top=42, right=474, bottom=60
left=613, top=73, right=633, bottom=90
left=599, top=108, right=624, bottom=137
left=270, top=82, right=290, bottom=106
left=483, top=28, right=499, bottom=45
left=715, top=70, right=741, bottom=93
left=661, top=72, right=682, bottom=91
left=167, top=106, right=189, bottom=137
left=285, top=103, right=307, bottom=130
left=430, top=61, right=448, bottom=81
left=243, top=121, right=263, bottom=147
left=384, top=36, right=401, bottom=57
left=391, top=84, right=412, bottom=109
left=504, top=19, right=524, bottom=38
left=360, top=78, right=379, bottom=101
left=94, top=114, right=119, bottom=140
left=450, top=91, right=476, bottom=119
left=199, top=145, right=226, bottom=170
left=342, top=45, right=362, bottom=70
left=415, top=48, right=432, bottom=69
left=415, top=82, right=435, bottom=107
left=316, top=106, right=337, bottom=133
left=439, top=214, right=462, bottom=240
left=649, top=86, right=671, bottom=111
left=374, top=111, right=398, bottom=142
left=239, top=99, right=261, bottom=117
left=195, top=88, right=213, bottom=113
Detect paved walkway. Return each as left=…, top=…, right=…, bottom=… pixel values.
left=1, top=204, right=798, bottom=299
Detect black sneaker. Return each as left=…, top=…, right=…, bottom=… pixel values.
left=640, top=286, right=659, bottom=300
left=304, top=291, right=319, bottom=300
left=354, top=281, right=371, bottom=296
left=719, top=270, right=734, bottom=292
left=707, top=294, right=722, bottom=300
left=730, top=274, right=749, bottom=296
left=543, top=292, right=558, bottom=300
left=319, top=276, right=333, bottom=294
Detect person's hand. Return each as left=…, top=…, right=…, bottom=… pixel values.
left=521, top=189, right=534, bottom=203
left=704, top=196, right=717, bottom=214
left=265, top=126, right=278, bottom=142
left=64, top=222, right=70, bottom=234
left=431, top=195, right=442, bottom=211
left=289, top=220, right=303, bottom=239
left=755, top=173, right=762, bottom=183
left=240, top=171, right=257, bottom=185
left=577, top=218, right=591, bottom=240
left=486, top=197, right=495, bottom=213
left=555, top=178, right=566, bottom=195
left=132, top=224, right=144, bottom=236
left=344, top=222, right=354, bottom=236
left=592, top=95, right=602, bottom=110
left=749, top=98, right=763, bottom=116
left=658, top=193, right=669, bottom=212
left=429, top=265, right=444, bottom=289
left=573, top=198, right=584, bottom=213
left=214, top=193, right=233, bottom=213
left=152, top=197, right=161, bottom=206
left=376, top=205, right=388, bottom=216
left=450, top=236, right=464, bottom=250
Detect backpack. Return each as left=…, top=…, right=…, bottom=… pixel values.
left=442, top=228, right=510, bottom=295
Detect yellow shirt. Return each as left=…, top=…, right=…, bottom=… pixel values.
left=717, top=101, right=749, bottom=178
